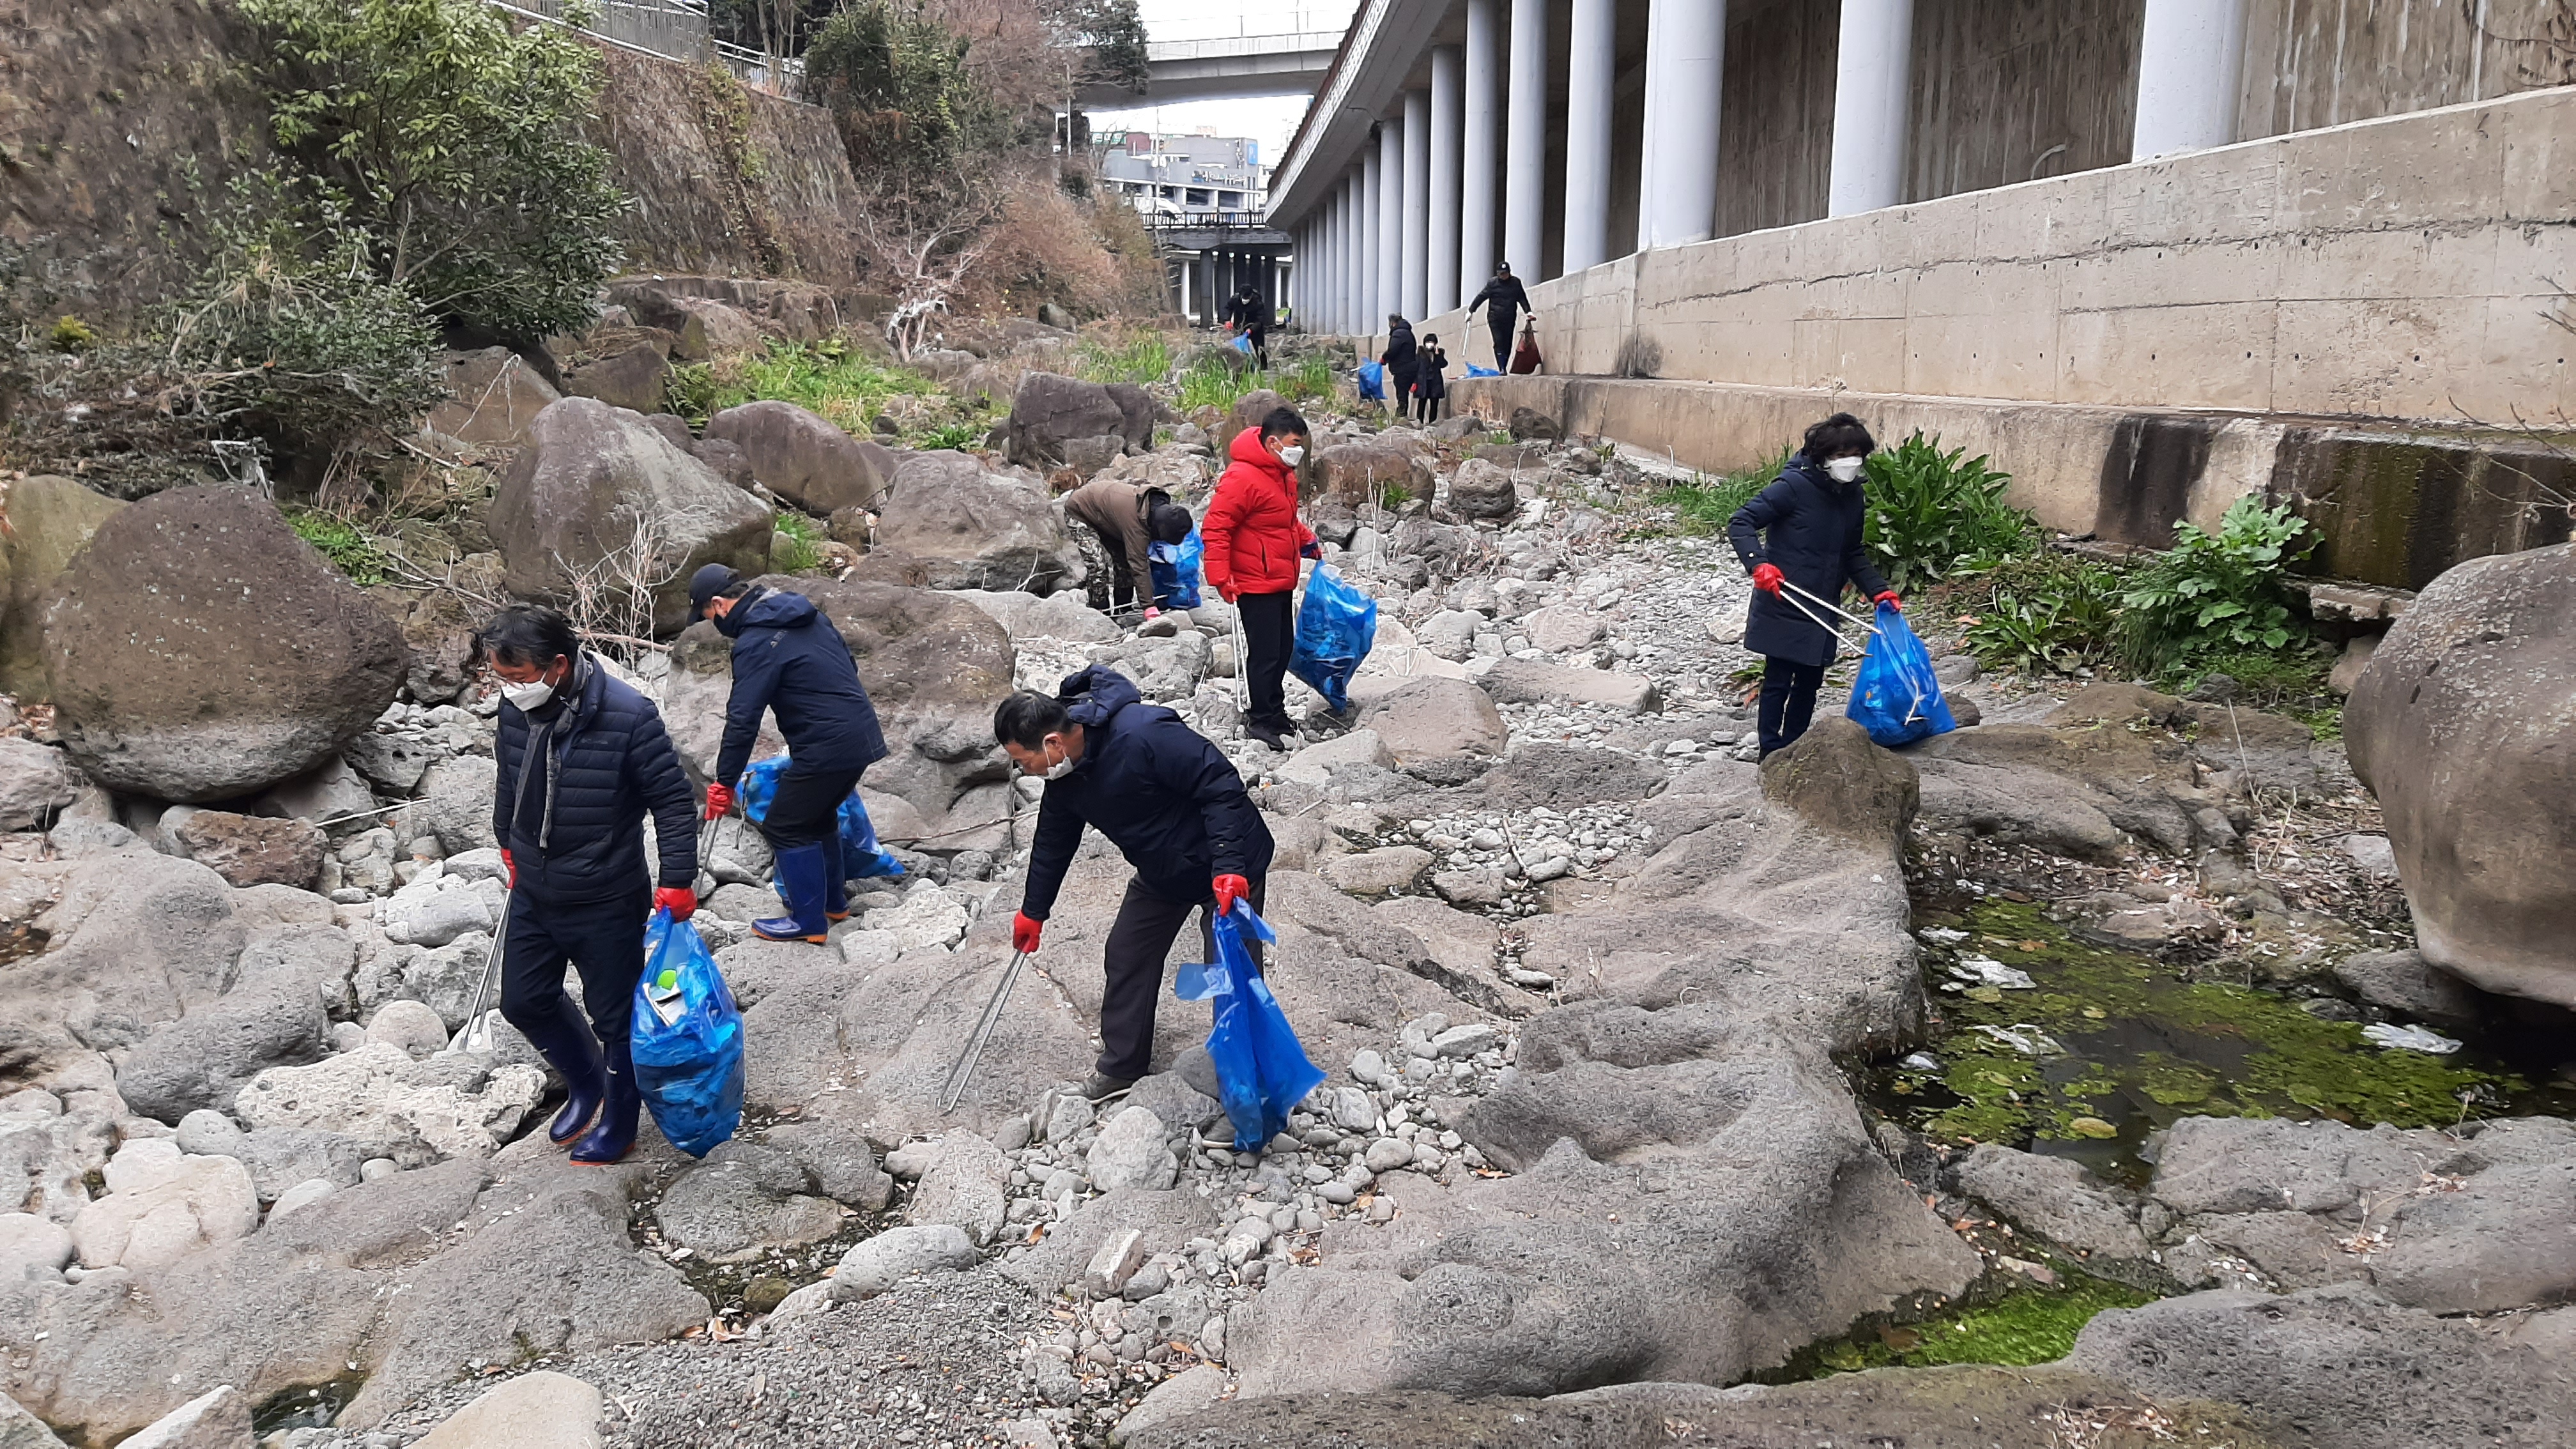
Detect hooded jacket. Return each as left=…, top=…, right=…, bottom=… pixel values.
left=713, top=585, right=890, bottom=788
left=1018, top=665, right=1273, bottom=920
left=1381, top=320, right=1418, bottom=381
left=1201, top=427, right=1315, bottom=598
left=1725, top=454, right=1894, bottom=668
left=492, top=654, right=698, bottom=901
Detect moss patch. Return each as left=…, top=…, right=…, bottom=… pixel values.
left=1770, top=1272, right=2157, bottom=1381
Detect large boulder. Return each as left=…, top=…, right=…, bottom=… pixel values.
left=1313, top=443, right=1420, bottom=505
left=664, top=579, right=1016, bottom=850
left=1445, top=457, right=1520, bottom=521
left=66, top=1144, right=258, bottom=1271
left=42, top=487, right=409, bottom=802
left=488, top=398, right=774, bottom=636
left=703, top=399, right=896, bottom=514
left=1216, top=389, right=1287, bottom=457
left=0, top=739, right=76, bottom=831
left=0, top=475, right=125, bottom=698
left=1005, top=372, right=1128, bottom=469
left=167, top=811, right=326, bottom=890
left=114, top=972, right=331, bottom=1124
left=231, top=1043, right=544, bottom=1165
left=422, top=347, right=560, bottom=447
left=1355, top=678, right=1507, bottom=767
left=2346, top=543, right=2575, bottom=1006
left=2, top=853, right=245, bottom=1051
left=553, top=326, right=673, bottom=415
left=873, top=451, right=1074, bottom=594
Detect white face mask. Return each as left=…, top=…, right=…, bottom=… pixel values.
left=1277, top=445, right=1306, bottom=468
left=1040, top=739, right=1077, bottom=782
left=1826, top=456, right=1866, bottom=484
left=500, top=677, right=556, bottom=711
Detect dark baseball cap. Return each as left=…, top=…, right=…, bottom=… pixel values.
left=688, top=563, right=740, bottom=622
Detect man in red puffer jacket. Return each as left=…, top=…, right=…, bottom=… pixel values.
left=1202, top=406, right=1319, bottom=751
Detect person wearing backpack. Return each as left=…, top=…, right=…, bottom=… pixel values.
left=1726, top=413, right=1903, bottom=758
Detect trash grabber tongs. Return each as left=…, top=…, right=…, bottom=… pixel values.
left=1779, top=578, right=1886, bottom=638
left=941, top=949, right=1029, bottom=1114
left=1230, top=606, right=1252, bottom=713
left=448, top=887, right=512, bottom=1052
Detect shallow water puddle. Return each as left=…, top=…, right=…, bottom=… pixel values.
left=1865, top=901, right=2576, bottom=1186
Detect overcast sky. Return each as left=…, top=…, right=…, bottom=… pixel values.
left=1085, top=0, right=1357, bottom=164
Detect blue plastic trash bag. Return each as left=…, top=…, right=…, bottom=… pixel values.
left=1844, top=601, right=1958, bottom=748
left=1148, top=532, right=1204, bottom=610
left=1185, top=903, right=1326, bottom=1152
left=1357, top=360, right=1385, bottom=401
left=1289, top=565, right=1377, bottom=715
left=632, top=908, right=745, bottom=1157
left=1464, top=363, right=1501, bottom=378
left=740, top=753, right=906, bottom=880
left=1230, top=332, right=1254, bottom=355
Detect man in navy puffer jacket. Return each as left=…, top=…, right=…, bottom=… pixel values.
left=689, top=566, right=889, bottom=944
left=485, top=605, right=700, bottom=1165
left=997, top=665, right=1274, bottom=1098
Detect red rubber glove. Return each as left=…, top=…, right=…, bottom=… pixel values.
left=1212, top=874, right=1250, bottom=918
left=1218, top=582, right=1240, bottom=604
left=1751, top=563, right=1786, bottom=595
left=1300, top=539, right=1322, bottom=560
left=1011, top=912, right=1044, bottom=954
left=1873, top=590, right=1903, bottom=613
left=654, top=887, right=698, bottom=923
left=702, top=782, right=734, bottom=821
left=501, top=848, right=516, bottom=889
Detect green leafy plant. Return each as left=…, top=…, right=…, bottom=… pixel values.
left=1176, top=353, right=1255, bottom=411
left=286, top=507, right=397, bottom=585
left=1275, top=354, right=1335, bottom=403
left=240, top=0, right=627, bottom=339
left=1652, top=448, right=1790, bottom=537
left=1075, top=330, right=1174, bottom=386
left=47, top=316, right=94, bottom=354
left=703, top=340, right=936, bottom=434
left=1962, top=553, right=2127, bottom=676
left=2117, top=496, right=2315, bottom=675
left=908, top=418, right=988, bottom=451
left=2174, top=647, right=2344, bottom=740
left=1861, top=433, right=2037, bottom=593
left=770, top=509, right=828, bottom=574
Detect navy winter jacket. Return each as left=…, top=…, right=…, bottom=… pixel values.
left=1018, top=666, right=1274, bottom=920
left=713, top=586, right=889, bottom=789
left=1726, top=454, right=1893, bottom=668
left=491, top=656, right=699, bottom=901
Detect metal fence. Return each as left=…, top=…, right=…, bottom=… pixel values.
left=493, top=0, right=806, bottom=91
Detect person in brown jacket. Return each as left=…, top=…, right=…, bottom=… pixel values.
left=1062, top=478, right=1193, bottom=617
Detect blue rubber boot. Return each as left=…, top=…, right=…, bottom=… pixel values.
left=823, top=828, right=850, bottom=923
left=753, top=843, right=832, bottom=944
left=571, top=1034, right=640, bottom=1165
left=515, top=995, right=606, bottom=1146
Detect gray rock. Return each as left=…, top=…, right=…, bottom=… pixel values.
left=1087, top=1105, right=1178, bottom=1193
left=399, top=755, right=502, bottom=857
left=1445, top=458, right=1520, bottom=521
left=1356, top=678, right=1506, bottom=767
left=1085, top=632, right=1211, bottom=702
left=826, top=1223, right=979, bottom=1300
left=765, top=1120, right=894, bottom=1211
left=951, top=589, right=1123, bottom=644
left=1954, top=1144, right=2149, bottom=1259
left=654, top=1142, right=846, bottom=1264
left=43, top=487, right=408, bottom=802
left=703, top=399, right=894, bottom=514
left=875, top=451, right=1073, bottom=594
left=1319, top=846, right=1432, bottom=900
left=0, top=739, right=77, bottom=831
left=217, top=1127, right=370, bottom=1203
left=2334, top=948, right=2483, bottom=1027
left=115, top=974, right=332, bottom=1124
left=903, top=1133, right=1009, bottom=1246
left=118, top=1384, right=252, bottom=1449
left=1005, top=372, right=1128, bottom=470
left=2067, top=1284, right=2576, bottom=1448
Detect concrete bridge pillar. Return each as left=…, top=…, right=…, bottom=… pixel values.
left=1827, top=0, right=1914, bottom=216
left=1429, top=47, right=1462, bottom=313
left=1361, top=143, right=1383, bottom=327
left=1562, top=0, right=1616, bottom=274
left=1504, top=0, right=1549, bottom=279
left=2134, top=0, right=2249, bottom=160
left=1461, top=0, right=1501, bottom=300
left=1641, top=0, right=1725, bottom=248
left=1377, top=117, right=1404, bottom=328
left=1403, top=89, right=1432, bottom=320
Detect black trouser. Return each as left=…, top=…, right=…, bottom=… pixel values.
left=1099, top=873, right=1266, bottom=1081
left=1389, top=365, right=1417, bottom=415
left=1489, top=317, right=1513, bottom=372
left=762, top=760, right=863, bottom=851
left=501, top=878, right=652, bottom=1052
left=1757, top=657, right=1828, bottom=759
left=1245, top=326, right=1269, bottom=369
left=1080, top=518, right=1140, bottom=611
left=1414, top=389, right=1444, bottom=424
left=1238, top=590, right=1295, bottom=728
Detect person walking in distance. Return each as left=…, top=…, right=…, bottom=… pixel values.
left=1726, top=413, right=1903, bottom=758
left=1223, top=282, right=1271, bottom=368
left=484, top=605, right=701, bottom=1165
left=688, top=565, right=889, bottom=943
left=1200, top=406, right=1321, bottom=751
left=996, top=669, right=1275, bottom=1099
left=1379, top=314, right=1419, bottom=419
left=1464, top=261, right=1533, bottom=374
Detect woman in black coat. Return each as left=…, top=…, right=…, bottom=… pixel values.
left=1379, top=315, right=1418, bottom=418
left=1413, top=334, right=1448, bottom=424
left=1726, top=413, right=1903, bottom=758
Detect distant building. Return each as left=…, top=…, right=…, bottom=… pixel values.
left=1098, top=131, right=1268, bottom=226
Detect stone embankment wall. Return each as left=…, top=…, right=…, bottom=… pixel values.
left=1434, top=83, right=2576, bottom=588
left=0, top=0, right=861, bottom=324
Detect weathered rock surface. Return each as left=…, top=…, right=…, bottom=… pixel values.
left=1956, top=1144, right=2150, bottom=1258
left=903, top=1133, right=1010, bottom=1246
left=829, top=1223, right=979, bottom=1300
left=0, top=475, right=125, bottom=699
left=410, top=1371, right=602, bottom=1449
left=653, top=1141, right=845, bottom=1263
left=116, top=1384, right=252, bottom=1449
left=1085, top=1105, right=1178, bottom=1193
left=67, top=1144, right=257, bottom=1271
left=1355, top=678, right=1507, bottom=767
left=2346, top=542, right=2576, bottom=1006
left=424, top=347, right=559, bottom=446
left=0, top=740, right=75, bottom=832
left=489, top=398, right=774, bottom=635
left=6, top=852, right=245, bottom=1052
left=953, top=588, right=1122, bottom=643
left=875, top=452, right=1074, bottom=594
left=43, top=487, right=408, bottom=802
left=1445, top=457, right=1520, bottom=520
left=167, top=811, right=327, bottom=890
left=1006, top=372, right=1130, bottom=470
left=114, top=972, right=330, bottom=1124
left=704, top=399, right=895, bottom=514
left=233, top=1043, right=544, bottom=1165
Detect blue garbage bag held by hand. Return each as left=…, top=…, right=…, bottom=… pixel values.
left=632, top=908, right=746, bottom=1157
left=1844, top=602, right=1958, bottom=747
left=1357, top=361, right=1385, bottom=401
left=1148, top=532, right=1205, bottom=610
left=1186, top=902, right=1326, bottom=1152
left=1289, top=564, right=1377, bottom=715
left=742, top=751, right=906, bottom=880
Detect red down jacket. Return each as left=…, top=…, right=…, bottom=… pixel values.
left=1200, top=426, right=1316, bottom=599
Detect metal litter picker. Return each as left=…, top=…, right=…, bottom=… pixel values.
left=941, top=949, right=1029, bottom=1113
